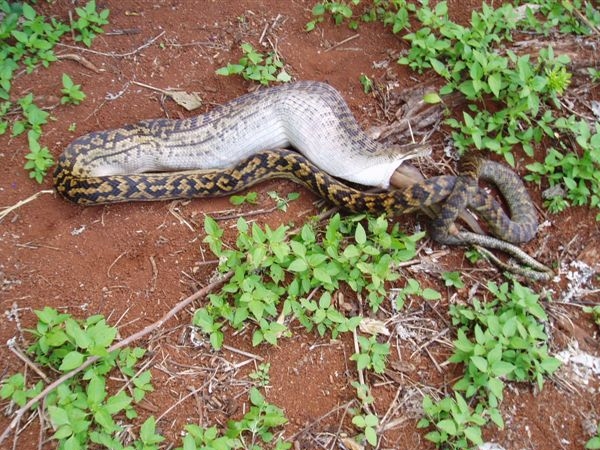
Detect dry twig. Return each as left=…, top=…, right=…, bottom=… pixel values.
left=0, top=190, right=54, bottom=223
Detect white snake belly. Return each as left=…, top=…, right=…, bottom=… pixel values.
left=65, top=81, right=422, bottom=188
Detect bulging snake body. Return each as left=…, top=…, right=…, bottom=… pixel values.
left=53, top=81, right=552, bottom=279
left=56, top=81, right=418, bottom=188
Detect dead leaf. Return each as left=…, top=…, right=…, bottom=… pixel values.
left=131, top=81, right=202, bottom=111
left=167, top=90, right=203, bottom=111
left=340, top=437, right=364, bottom=450
left=359, top=317, right=390, bottom=336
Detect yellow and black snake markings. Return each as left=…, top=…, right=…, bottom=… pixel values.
left=54, top=147, right=536, bottom=247
left=53, top=81, right=539, bottom=250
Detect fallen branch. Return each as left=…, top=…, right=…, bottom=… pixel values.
left=56, top=31, right=165, bottom=58
left=0, top=271, right=233, bottom=445
left=0, top=190, right=54, bottom=223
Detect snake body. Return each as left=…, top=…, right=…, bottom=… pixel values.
left=53, top=81, right=550, bottom=278
left=56, top=81, right=419, bottom=188
left=55, top=147, right=535, bottom=245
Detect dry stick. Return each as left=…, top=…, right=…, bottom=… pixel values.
left=8, top=343, right=50, bottom=383
left=56, top=53, right=101, bottom=73
left=0, top=190, right=54, bottom=222
left=573, top=6, right=600, bottom=35
left=0, top=272, right=233, bottom=445
left=156, top=380, right=211, bottom=423
left=324, top=33, right=360, bottom=52
left=288, top=401, right=354, bottom=441
left=56, top=31, right=165, bottom=58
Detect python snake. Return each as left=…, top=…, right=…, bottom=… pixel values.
left=53, top=81, right=552, bottom=279
left=55, top=81, right=420, bottom=189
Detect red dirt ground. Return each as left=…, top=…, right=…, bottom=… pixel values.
left=1, top=1, right=599, bottom=449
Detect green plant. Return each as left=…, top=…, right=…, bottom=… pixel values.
left=584, top=305, right=600, bottom=326
left=415, top=281, right=561, bottom=449
left=450, top=282, right=561, bottom=399
left=351, top=412, right=379, bottom=446
left=177, top=424, right=237, bottom=450
left=267, top=191, right=300, bottom=211
left=299, top=291, right=362, bottom=338
left=0, top=1, right=109, bottom=183
left=24, top=130, right=54, bottom=183
left=350, top=381, right=379, bottom=446
left=225, top=387, right=291, bottom=450
left=525, top=118, right=600, bottom=217
left=393, top=277, right=441, bottom=309
left=0, top=373, right=43, bottom=407
left=517, top=0, right=600, bottom=35
left=441, top=271, right=464, bottom=289
left=216, top=42, right=291, bottom=85
left=12, top=93, right=49, bottom=136
left=249, top=362, right=271, bottom=388
left=306, top=1, right=359, bottom=31
left=2, top=2, right=68, bottom=74
left=70, top=0, right=110, bottom=47
left=397, top=1, right=600, bottom=214
left=61, top=73, right=86, bottom=105
left=350, top=334, right=390, bottom=374
left=175, top=388, right=289, bottom=450
left=359, top=73, right=373, bottom=93
left=1, top=307, right=156, bottom=450
left=309, top=0, right=600, bottom=217
left=195, top=213, right=422, bottom=349
left=587, top=422, right=600, bottom=449
left=417, top=393, right=486, bottom=449
left=230, top=191, right=259, bottom=206
left=306, top=0, right=413, bottom=32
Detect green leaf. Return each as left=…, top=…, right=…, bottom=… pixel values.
left=193, top=308, right=215, bottom=331
left=59, top=351, right=85, bottom=372
left=422, top=288, right=441, bottom=300
left=470, top=355, right=488, bottom=372
left=491, top=360, right=515, bottom=377
left=488, top=72, right=502, bottom=97
left=489, top=407, right=505, bottom=429
left=210, top=330, right=224, bottom=350
left=436, top=419, right=457, bottom=436
left=48, top=405, right=70, bottom=427
left=312, top=3, right=325, bottom=15
left=343, top=244, right=360, bottom=259
left=87, top=375, right=106, bottom=405
left=352, top=415, right=365, bottom=428
left=62, top=73, right=74, bottom=88
left=365, top=426, right=378, bottom=446
left=12, top=121, right=25, bottom=136
left=540, top=357, right=561, bottom=374
left=105, top=391, right=132, bottom=414
left=12, top=30, right=29, bottom=44
left=586, top=436, right=600, bottom=449
left=139, top=416, right=164, bottom=444
left=354, top=223, right=367, bottom=244
left=249, top=387, right=265, bottom=406
left=423, top=92, right=442, bottom=104
left=288, top=258, right=308, bottom=272
left=94, top=407, right=117, bottom=432
left=313, top=266, right=332, bottom=284
left=487, top=376, right=504, bottom=399
left=464, top=425, right=483, bottom=444
left=63, top=435, right=82, bottom=450
left=22, top=3, right=37, bottom=20
left=277, top=70, right=292, bottom=83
